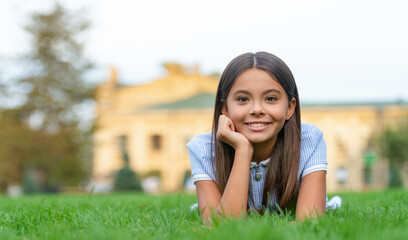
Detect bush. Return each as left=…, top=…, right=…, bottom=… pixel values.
left=113, top=167, right=143, bottom=192
left=388, top=163, right=403, bottom=187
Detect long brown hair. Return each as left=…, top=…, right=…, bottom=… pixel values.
left=211, top=52, right=301, bottom=211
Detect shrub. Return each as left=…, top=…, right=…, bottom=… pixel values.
left=113, top=167, right=143, bottom=192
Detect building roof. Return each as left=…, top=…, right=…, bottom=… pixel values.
left=145, top=92, right=216, bottom=110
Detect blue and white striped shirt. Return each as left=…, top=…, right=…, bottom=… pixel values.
left=187, top=123, right=327, bottom=210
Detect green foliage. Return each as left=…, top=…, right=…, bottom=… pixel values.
left=0, top=110, right=88, bottom=189
left=21, top=3, right=93, bottom=129
left=388, top=163, right=403, bottom=188
left=378, top=120, right=408, bottom=165
left=0, top=3, right=94, bottom=191
left=114, top=167, right=143, bottom=192
left=114, top=136, right=143, bottom=192
left=22, top=168, right=42, bottom=194
left=377, top=119, right=408, bottom=187
left=0, top=190, right=407, bottom=239
left=0, top=110, right=32, bottom=188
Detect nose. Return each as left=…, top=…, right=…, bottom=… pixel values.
left=250, top=102, right=265, bottom=116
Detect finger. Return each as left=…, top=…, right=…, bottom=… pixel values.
left=218, top=115, right=226, bottom=130
left=217, top=115, right=228, bottom=138
left=223, top=116, right=235, bottom=132
left=218, top=115, right=225, bottom=127
left=228, top=119, right=235, bottom=132
left=219, top=115, right=230, bottom=131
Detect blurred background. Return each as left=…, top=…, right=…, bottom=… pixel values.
left=0, top=0, right=407, bottom=196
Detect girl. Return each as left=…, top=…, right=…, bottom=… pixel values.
left=187, top=52, right=336, bottom=223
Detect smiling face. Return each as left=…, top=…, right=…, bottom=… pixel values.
left=222, top=68, right=296, bottom=149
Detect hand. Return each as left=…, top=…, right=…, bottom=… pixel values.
left=216, top=115, right=252, bottom=151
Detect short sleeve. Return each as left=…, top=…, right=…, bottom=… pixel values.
left=186, top=133, right=215, bottom=184
left=299, top=124, right=328, bottom=179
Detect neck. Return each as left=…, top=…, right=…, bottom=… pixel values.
left=251, top=136, right=277, bottom=163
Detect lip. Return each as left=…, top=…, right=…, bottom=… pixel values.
left=245, top=121, right=271, bottom=131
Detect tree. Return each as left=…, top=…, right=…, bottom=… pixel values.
left=20, top=3, right=93, bottom=132
left=0, top=2, right=94, bottom=192
left=377, top=119, right=408, bottom=187
left=113, top=136, right=143, bottom=192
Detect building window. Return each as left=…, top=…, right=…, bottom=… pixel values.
left=151, top=135, right=162, bottom=150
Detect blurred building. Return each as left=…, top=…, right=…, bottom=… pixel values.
left=93, top=64, right=218, bottom=192
left=93, top=65, right=408, bottom=192
left=302, top=102, right=408, bottom=192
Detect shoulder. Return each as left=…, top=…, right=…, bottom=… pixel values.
left=186, top=132, right=213, bottom=159
left=187, top=132, right=215, bottom=183
left=301, top=123, right=324, bottom=146
left=186, top=132, right=212, bottom=150
left=299, top=123, right=327, bottom=178
left=300, top=123, right=326, bottom=165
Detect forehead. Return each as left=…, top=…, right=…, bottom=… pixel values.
left=230, top=68, right=286, bottom=94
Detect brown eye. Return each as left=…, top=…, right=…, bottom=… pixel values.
left=237, top=97, right=248, bottom=102
left=266, top=96, right=277, bottom=102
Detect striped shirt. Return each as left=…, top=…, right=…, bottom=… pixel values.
left=186, top=123, right=327, bottom=210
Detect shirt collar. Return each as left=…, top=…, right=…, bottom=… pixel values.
left=250, top=158, right=270, bottom=168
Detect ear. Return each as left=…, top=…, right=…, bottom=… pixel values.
left=285, top=97, right=296, bottom=120
left=221, top=100, right=230, bottom=117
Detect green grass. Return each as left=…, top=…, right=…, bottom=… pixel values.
left=0, top=189, right=407, bottom=239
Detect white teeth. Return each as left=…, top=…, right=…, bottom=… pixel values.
left=248, top=123, right=267, bottom=127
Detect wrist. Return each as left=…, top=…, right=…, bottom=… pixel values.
left=235, top=143, right=253, bottom=158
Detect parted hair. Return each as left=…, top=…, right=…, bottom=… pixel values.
left=211, top=52, right=301, bottom=211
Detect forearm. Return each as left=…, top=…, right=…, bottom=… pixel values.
left=296, top=201, right=325, bottom=220
left=296, top=171, right=326, bottom=220
left=215, top=147, right=252, bottom=218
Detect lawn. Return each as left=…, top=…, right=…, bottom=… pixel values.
left=0, top=189, right=407, bottom=239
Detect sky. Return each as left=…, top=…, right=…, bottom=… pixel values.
left=1, top=0, right=407, bottom=103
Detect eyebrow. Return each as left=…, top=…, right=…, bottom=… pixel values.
left=232, top=89, right=282, bottom=96
left=263, top=89, right=282, bottom=95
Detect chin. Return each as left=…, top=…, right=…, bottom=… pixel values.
left=249, top=139, right=270, bottom=144
left=242, top=131, right=277, bottom=145
left=246, top=136, right=272, bottom=144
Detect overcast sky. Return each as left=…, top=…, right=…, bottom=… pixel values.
left=1, top=0, right=407, bottom=102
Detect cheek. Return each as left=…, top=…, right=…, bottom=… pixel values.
left=269, top=106, right=288, bottom=121
left=227, top=106, right=247, bottom=131
left=226, top=104, right=245, bottom=120
left=229, top=111, right=241, bottom=120
left=228, top=112, right=243, bottom=128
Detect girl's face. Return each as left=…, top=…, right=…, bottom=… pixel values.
left=222, top=68, right=296, bottom=147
